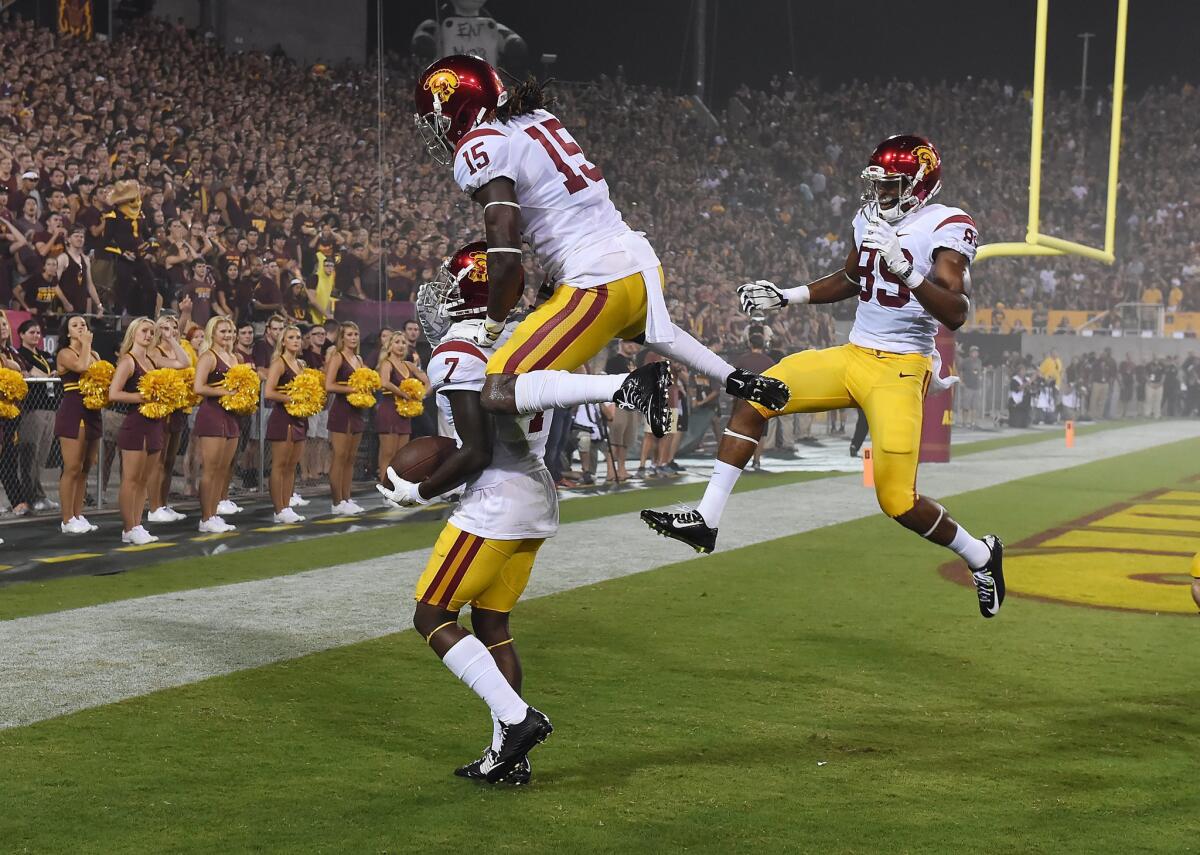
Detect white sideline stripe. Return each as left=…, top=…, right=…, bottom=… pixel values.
left=1, top=421, right=1196, bottom=730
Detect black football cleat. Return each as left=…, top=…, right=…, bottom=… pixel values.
left=725, top=368, right=790, bottom=411
left=614, top=361, right=673, bottom=438
left=971, top=534, right=1005, bottom=618
left=454, top=748, right=532, bottom=785
left=640, top=508, right=718, bottom=554
left=486, top=707, right=553, bottom=783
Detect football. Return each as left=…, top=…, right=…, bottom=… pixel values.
left=391, top=435, right=458, bottom=482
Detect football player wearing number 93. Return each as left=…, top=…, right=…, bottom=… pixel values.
left=641, top=135, right=1006, bottom=619
left=413, top=55, right=790, bottom=441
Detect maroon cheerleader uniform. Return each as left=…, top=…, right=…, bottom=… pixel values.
left=265, top=361, right=308, bottom=442
left=327, top=355, right=365, bottom=435
left=375, top=360, right=413, bottom=436
left=54, top=362, right=103, bottom=441
left=117, top=357, right=166, bottom=453
left=192, top=353, right=241, bottom=438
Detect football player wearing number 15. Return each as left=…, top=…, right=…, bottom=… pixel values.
left=641, top=135, right=1006, bottom=619
left=413, top=55, right=789, bottom=439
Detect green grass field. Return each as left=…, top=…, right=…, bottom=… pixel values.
left=3, top=435, right=1199, bottom=853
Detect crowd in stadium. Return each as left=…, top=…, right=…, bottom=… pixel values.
left=2, top=17, right=1198, bottom=344
left=0, top=14, right=1197, bottom=529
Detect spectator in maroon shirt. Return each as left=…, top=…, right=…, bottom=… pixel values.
left=252, top=314, right=286, bottom=376
left=181, top=259, right=219, bottom=327
left=252, top=260, right=283, bottom=321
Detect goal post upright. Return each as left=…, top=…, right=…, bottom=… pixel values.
left=975, top=0, right=1129, bottom=265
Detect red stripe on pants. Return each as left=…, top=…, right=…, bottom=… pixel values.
left=420, top=530, right=471, bottom=605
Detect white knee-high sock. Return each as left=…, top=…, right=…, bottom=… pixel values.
left=645, top=325, right=735, bottom=382
left=696, top=459, right=744, bottom=528
left=948, top=523, right=991, bottom=569
left=514, top=370, right=626, bottom=413
left=441, top=635, right=528, bottom=725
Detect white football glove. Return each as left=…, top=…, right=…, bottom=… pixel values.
left=376, top=466, right=431, bottom=508
left=862, top=217, right=918, bottom=285
left=473, top=316, right=505, bottom=347
left=737, top=280, right=788, bottom=315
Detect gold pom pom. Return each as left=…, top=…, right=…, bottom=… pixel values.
left=181, top=340, right=198, bottom=367
left=347, top=366, right=381, bottom=409
left=0, top=401, right=19, bottom=420
left=80, top=360, right=115, bottom=411
left=0, top=367, right=29, bottom=408
left=138, top=368, right=186, bottom=419
left=395, top=377, right=426, bottom=417
left=178, top=367, right=203, bottom=413
left=220, top=363, right=261, bottom=416
left=283, top=368, right=327, bottom=418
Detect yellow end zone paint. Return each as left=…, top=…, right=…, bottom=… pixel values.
left=253, top=525, right=301, bottom=533
left=191, top=533, right=239, bottom=543
left=314, top=517, right=358, bottom=525
left=1153, top=491, right=1200, bottom=503
left=35, top=553, right=103, bottom=564
left=115, top=542, right=176, bottom=553
left=945, top=489, right=1199, bottom=615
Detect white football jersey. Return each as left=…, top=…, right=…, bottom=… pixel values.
left=425, top=320, right=557, bottom=539
left=848, top=203, right=979, bottom=355
left=452, top=109, right=660, bottom=288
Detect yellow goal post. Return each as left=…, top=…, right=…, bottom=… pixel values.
left=975, top=0, right=1129, bottom=265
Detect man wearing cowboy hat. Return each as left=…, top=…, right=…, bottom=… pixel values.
left=102, top=179, right=155, bottom=316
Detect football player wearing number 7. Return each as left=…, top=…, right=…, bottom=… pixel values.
left=379, top=241, right=559, bottom=785
left=413, top=55, right=789, bottom=440
left=641, top=135, right=1006, bottom=619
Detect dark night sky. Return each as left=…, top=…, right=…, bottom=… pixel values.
left=384, top=1, right=1196, bottom=100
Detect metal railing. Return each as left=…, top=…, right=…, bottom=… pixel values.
left=1078, top=302, right=1165, bottom=336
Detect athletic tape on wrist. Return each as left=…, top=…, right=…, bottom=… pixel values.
left=723, top=429, right=759, bottom=445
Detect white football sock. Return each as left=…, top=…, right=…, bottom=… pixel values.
left=948, top=524, right=991, bottom=570
left=645, top=325, right=734, bottom=382
left=491, top=713, right=503, bottom=752
left=696, top=459, right=744, bottom=528
left=514, top=370, right=626, bottom=413
left=441, top=635, right=528, bottom=725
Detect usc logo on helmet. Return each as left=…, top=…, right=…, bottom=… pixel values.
left=913, top=145, right=939, bottom=174
left=424, top=69, right=460, bottom=103
left=466, top=251, right=488, bottom=282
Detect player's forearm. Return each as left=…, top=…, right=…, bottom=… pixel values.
left=418, top=446, right=492, bottom=500
left=910, top=280, right=969, bottom=330
left=485, top=254, right=523, bottom=323
left=802, top=270, right=860, bottom=305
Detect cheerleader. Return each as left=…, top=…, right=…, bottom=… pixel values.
left=0, top=313, right=30, bottom=525
left=192, top=317, right=241, bottom=533
left=375, top=333, right=427, bottom=488
left=181, top=323, right=206, bottom=500
left=324, top=321, right=366, bottom=515
left=263, top=324, right=310, bottom=523
left=108, top=317, right=166, bottom=545
left=54, top=314, right=102, bottom=534
left=145, top=309, right=192, bottom=524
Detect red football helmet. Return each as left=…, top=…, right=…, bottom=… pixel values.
left=416, top=240, right=523, bottom=343
left=860, top=134, right=942, bottom=222
left=414, top=55, right=508, bottom=166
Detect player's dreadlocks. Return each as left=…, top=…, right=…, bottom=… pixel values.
left=496, top=76, right=555, bottom=121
